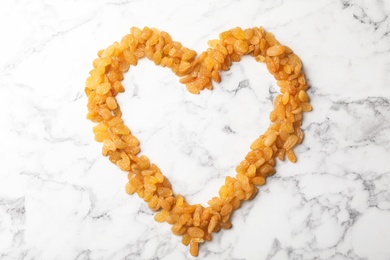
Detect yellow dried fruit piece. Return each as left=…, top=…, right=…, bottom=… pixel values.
left=122, top=135, right=138, bottom=147
left=212, top=50, right=225, bottom=64
left=259, top=164, right=275, bottom=176
left=266, top=45, right=286, bottom=56
left=178, top=61, right=191, bottom=74
left=232, top=27, right=245, bottom=40
left=216, top=44, right=228, bottom=55
left=207, top=39, right=220, bottom=47
left=263, top=130, right=277, bottom=147
left=154, top=210, right=169, bottom=222
left=301, top=103, right=312, bottom=112
left=153, top=51, right=163, bottom=65
left=277, top=148, right=286, bottom=161
left=94, top=131, right=110, bottom=142
left=147, top=32, right=159, bottom=46
left=123, top=49, right=138, bottom=65
left=138, top=155, right=150, bottom=170
left=282, top=92, right=290, bottom=105
left=245, top=164, right=256, bottom=178
left=244, top=28, right=254, bottom=40
left=281, top=122, right=294, bottom=134
left=157, top=187, right=172, bottom=197
left=208, top=215, right=218, bottom=233
left=85, top=76, right=101, bottom=90
left=101, top=45, right=115, bottom=58
left=233, top=40, right=249, bottom=54
left=179, top=213, right=191, bottom=225
left=254, top=158, right=265, bottom=168
left=286, top=149, right=297, bottom=162
left=189, top=241, right=199, bottom=257
left=252, top=176, right=266, bottom=186
left=179, top=75, right=195, bottom=84
left=284, top=134, right=299, bottom=150
left=186, top=82, right=200, bottom=94
left=250, top=137, right=263, bottom=150
left=263, top=147, right=273, bottom=161
left=265, top=56, right=277, bottom=74
left=114, top=139, right=127, bottom=149
left=193, top=206, right=201, bottom=227
left=98, top=108, right=112, bottom=120
left=155, top=171, right=164, bottom=183
left=125, top=182, right=136, bottom=194
left=148, top=195, right=159, bottom=209
left=220, top=203, right=233, bottom=216
left=93, top=122, right=108, bottom=133
left=111, top=124, right=130, bottom=135
left=113, top=81, right=125, bottom=93
left=204, top=56, right=215, bottom=71
left=187, top=227, right=204, bottom=238
left=265, top=32, right=278, bottom=46
left=96, top=83, right=111, bottom=95
left=106, top=97, right=117, bottom=110
left=182, top=50, right=197, bottom=61
left=182, top=234, right=192, bottom=246
left=108, top=116, right=122, bottom=126
left=211, top=70, right=220, bottom=83
left=116, top=152, right=130, bottom=171
left=103, top=139, right=116, bottom=151
left=298, top=90, right=309, bottom=102
left=218, top=185, right=228, bottom=200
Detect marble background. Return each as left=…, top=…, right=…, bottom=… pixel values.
left=1, top=0, right=390, bottom=259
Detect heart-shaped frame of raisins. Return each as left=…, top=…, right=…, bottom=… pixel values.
left=85, top=26, right=311, bottom=257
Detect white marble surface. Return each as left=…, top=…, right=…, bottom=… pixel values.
left=1, top=0, right=390, bottom=259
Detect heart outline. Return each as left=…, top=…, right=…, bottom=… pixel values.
left=85, top=26, right=311, bottom=256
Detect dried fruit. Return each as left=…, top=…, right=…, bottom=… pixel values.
left=266, top=45, right=286, bottom=56
left=85, top=26, right=310, bottom=257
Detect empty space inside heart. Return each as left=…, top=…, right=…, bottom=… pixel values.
left=118, top=55, right=276, bottom=206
